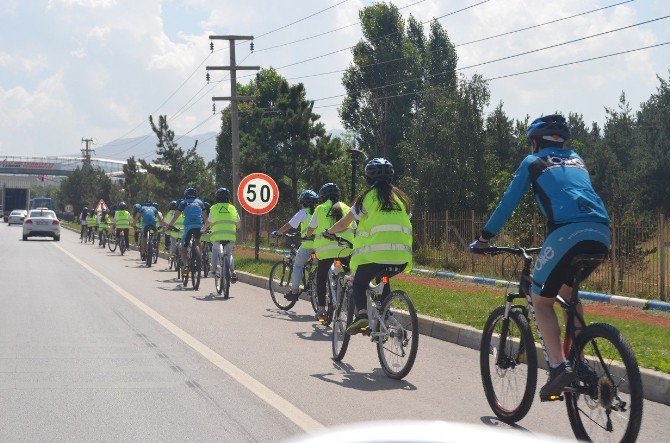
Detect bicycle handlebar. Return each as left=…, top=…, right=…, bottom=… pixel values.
left=322, top=230, right=354, bottom=249
left=476, top=246, right=542, bottom=256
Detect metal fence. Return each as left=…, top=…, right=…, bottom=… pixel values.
left=239, top=209, right=669, bottom=301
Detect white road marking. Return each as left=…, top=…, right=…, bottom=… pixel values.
left=53, top=242, right=324, bottom=433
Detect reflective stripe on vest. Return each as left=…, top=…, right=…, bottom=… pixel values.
left=356, top=224, right=412, bottom=237
left=210, top=203, right=237, bottom=242
left=312, top=200, right=354, bottom=259
left=351, top=243, right=412, bottom=256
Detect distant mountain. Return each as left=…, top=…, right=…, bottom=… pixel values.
left=66, top=132, right=218, bottom=163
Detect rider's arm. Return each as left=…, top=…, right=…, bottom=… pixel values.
left=166, top=210, right=180, bottom=227
left=326, top=211, right=356, bottom=235
left=481, top=157, right=532, bottom=240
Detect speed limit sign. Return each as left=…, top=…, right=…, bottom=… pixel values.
left=237, top=173, right=279, bottom=215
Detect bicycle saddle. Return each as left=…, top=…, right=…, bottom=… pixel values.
left=571, top=253, right=607, bottom=268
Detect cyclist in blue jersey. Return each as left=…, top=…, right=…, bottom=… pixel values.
left=166, top=187, right=205, bottom=274
left=133, top=202, right=160, bottom=260
left=470, top=114, right=611, bottom=399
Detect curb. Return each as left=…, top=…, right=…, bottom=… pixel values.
left=236, top=270, right=670, bottom=406
left=253, top=245, right=670, bottom=312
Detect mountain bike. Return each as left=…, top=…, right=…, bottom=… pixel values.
left=268, top=233, right=317, bottom=311
left=144, top=228, right=158, bottom=267
left=180, top=233, right=202, bottom=290
left=212, top=238, right=233, bottom=298
left=328, top=234, right=419, bottom=380
left=476, top=246, right=643, bottom=442
left=99, top=228, right=109, bottom=248
left=202, top=236, right=212, bottom=278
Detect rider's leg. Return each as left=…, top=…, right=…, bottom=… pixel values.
left=315, top=258, right=334, bottom=313
left=180, top=229, right=194, bottom=268
left=533, top=293, right=564, bottom=366
left=210, top=241, right=220, bottom=270
left=289, top=247, right=312, bottom=294
left=225, top=242, right=237, bottom=281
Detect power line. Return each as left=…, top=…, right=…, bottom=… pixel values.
left=253, top=0, right=427, bottom=53
left=255, top=0, right=639, bottom=85
left=252, top=0, right=351, bottom=41
left=308, top=14, right=669, bottom=102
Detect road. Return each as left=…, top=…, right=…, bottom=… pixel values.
left=1, top=225, right=668, bottom=441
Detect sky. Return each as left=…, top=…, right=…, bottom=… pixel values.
left=0, top=0, right=668, bottom=159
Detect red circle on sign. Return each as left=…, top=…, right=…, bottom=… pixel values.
left=237, top=173, right=279, bottom=215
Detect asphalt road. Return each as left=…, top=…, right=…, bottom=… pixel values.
left=1, top=225, right=668, bottom=441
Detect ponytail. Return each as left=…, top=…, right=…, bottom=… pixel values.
left=326, top=197, right=344, bottom=222
left=354, top=181, right=412, bottom=214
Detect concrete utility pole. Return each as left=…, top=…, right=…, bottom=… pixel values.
left=207, top=35, right=259, bottom=221
left=81, top=138, right=95, bottom=169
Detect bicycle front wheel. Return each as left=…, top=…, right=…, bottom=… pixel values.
left=566, top=323, right=643, bottom=443
left=203, top=244, right=210, bottom=278
left=152, top=238, right=159, bottom=264
left=480, top=306, right=537, bottom=424
left=332, top=283, right=353, bottom=361
left=107, top=234, right=117, bottom=252
left=269, top=260, right=296, bottom=310
left=223, top=255, right=231, bottom=299
left=377, top=290, right=419, bottom=380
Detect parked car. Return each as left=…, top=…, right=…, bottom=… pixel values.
left=22, top=209, right=60, bottom=241
left=7, top=209, right=27, bottom=225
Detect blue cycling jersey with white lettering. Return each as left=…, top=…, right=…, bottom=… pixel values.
left=483, top=147, right=609, bottom=238
left=140, top=206, right=158, bottom=227
left=177, top=197, right=204, bottom=229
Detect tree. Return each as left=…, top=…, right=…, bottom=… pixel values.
left=58, top=167, right=120, bottom=212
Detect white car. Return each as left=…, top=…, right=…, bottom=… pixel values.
left=7, top=209, right=27, bottom=225
left=23, top=209, right=61, bottom=241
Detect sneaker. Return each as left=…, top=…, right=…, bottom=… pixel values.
left=231, top=271, right=238, bottom=284
left=346, top=314, right=369, bottom=335
left=315, top=311, right=327, bottom=323
left=540, top=361, right=577, bottom=399
left=182, top=266, right=190, bottom=276
left=284, top=291, right=300, bottom=301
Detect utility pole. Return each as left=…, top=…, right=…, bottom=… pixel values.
left=81, top=138, right=95, bottom=169
left=207, top=35, right=259, bottom=220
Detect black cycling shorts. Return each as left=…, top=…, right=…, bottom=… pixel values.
left=142, top=224, right=157, bottom=237
left=183, top=228, right=202, bottom=245
left=539, top=240, right=609, bottom=297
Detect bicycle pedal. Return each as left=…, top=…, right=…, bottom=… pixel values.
left=540, top=393, right=564, bottom=402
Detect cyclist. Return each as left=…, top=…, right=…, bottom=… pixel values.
left=203, top=188, right=240, bottom=283
left=164, top=201, right=178, bottom=255
left=113, top=202, right=131, bottom=248
left=270, top=189, right=319, bottom=301
left=86, top=209, right=97, bottom=243
left=165, top=200, right=184, bottom=260
left=166, top=187, right=205, bottom=275
left=305, top=183, right=355, bottom=323
left=324, top=158, right=412, bottom=334
left=78, top=206, right=89, bottom=239
left=152, top=202, right=167, bottom=252
left=132, top=202, right=142, bottom=246
left=470, top=114, right=611, bottom=399
left=98, top=209, right=111, bottom=246
left=200, top=201, right=212, bottom=272
left=133, top=202, right=160, bottom=260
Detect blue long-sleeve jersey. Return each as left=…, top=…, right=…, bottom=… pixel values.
left=482, top=147, right=609, bottom=239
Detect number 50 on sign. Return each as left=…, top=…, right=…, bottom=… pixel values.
left=237, top=173, right=279, bottom=215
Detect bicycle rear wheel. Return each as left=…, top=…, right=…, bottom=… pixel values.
left=480, top=306, right=537, bottom=423
left=145, top=236, right=153, bottom=267
left=203, top=243, right=210, bottom=278
left=377, top=290, right=419, bottom=380
left=191, top=247, right=202, bottom=290
left=309, top=270, right=319, bottom=314
left=566, top=323, right=643, bottom=443
left=119, top=237, right=126, bottom=255
left=152, top=236, right=159, bottom=264
left=332, top=282, right=353, bottom=361
left=223, top=255, right=231, bottom=299
left=269, top=260, right=296, bottom=310
left=214, top=253, right=223, bottom=295
left=107, top=234, right=117, bottom=252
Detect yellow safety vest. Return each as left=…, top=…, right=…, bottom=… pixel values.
left=313, top=200, right=354, bottom=259
left=114, top=210, right=131, bottom=229
left=99, top=215, right=109, bottom=229
left=350, top=190, right=413, bottom=272
left=86, top=214, right=97, bottom=226
left=166, top=210, right=184, bottom=238
left=300, top=207, right=315, bottom=249
left=209, top=202, right=237, bottom=242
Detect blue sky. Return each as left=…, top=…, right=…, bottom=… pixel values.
left=1, top=0, right=668, bottom=158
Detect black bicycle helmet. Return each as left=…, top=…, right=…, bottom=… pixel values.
left=299, top=189, right=318, bottom=207
left=526, top=114, right=570, bottom=142
left=215, top=187, right=231, bottom=203
left=169, top=200, right=177, bottom=210
left=151, top=202, right=159, bottom=210
left=184, top=187, right=197, bottom=198
left=118, top=202, right=127, bottom=210
left=318, top=183, right=340, bottom=202
left=365, top=158, right=394, bottom=182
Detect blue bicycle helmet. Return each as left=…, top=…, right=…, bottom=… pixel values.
left=526, top=114, right=570, bottom=142
left=215, top=187, right=231, bottom=203
left=184, top=187, right=197, bottom=198
left=365, top=158, right=394, bottom=182
left=299, top=189, right=318, bottom=207
left=133, top=203, right=142, bottom=212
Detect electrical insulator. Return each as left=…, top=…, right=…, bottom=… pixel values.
left=210, top=41, right=214, bottom=52
left=206, top=72, right=210, bottom=84
left=212, top=103, right=216, bottom=114
left=250, top=41, right=254, bottom=52
left=256, top=72, right=260, bottom=82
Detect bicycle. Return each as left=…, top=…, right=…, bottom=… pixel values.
left=99, top=228, right=109, bottom=248
left=172, top=228, right=201, bottom=290
left=144, top=228, right=158, bottom=267
left=202, top=237, right=211, bottom=278
left=268, top=233, right=318, bottom=311
left=329, top=235, right=419, bottom=380
left=476, top=246, right=643, bottom=442
left=211, top=237, right=233, bottom=299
